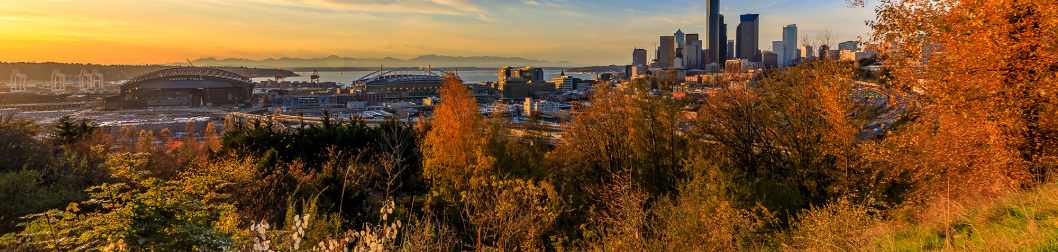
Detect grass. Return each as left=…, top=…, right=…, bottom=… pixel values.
left=872, top=184, right=1058, bottom=251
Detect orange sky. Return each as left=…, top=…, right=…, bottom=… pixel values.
left=0, top=0, right=874, bottom=65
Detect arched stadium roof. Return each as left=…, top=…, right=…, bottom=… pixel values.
left=125, top=67, right=251, bottom=89
left=353, top=70, right=456, bottom=86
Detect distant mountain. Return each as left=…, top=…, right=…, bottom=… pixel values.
left=0, top=62, right=295, bottom=81
left=190, top=55, right=566, bottom=68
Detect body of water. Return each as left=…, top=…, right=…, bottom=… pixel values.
left=251, top=70, right=594, bottom=86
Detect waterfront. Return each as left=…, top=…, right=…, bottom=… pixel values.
left=251, top=70, right=595, bottom=85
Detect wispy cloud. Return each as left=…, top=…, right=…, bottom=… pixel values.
left=519, top=0, right=582, bottom=17
left=257, top=0, right=491, bottom=21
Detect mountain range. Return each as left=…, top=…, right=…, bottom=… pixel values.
left=190, top=55, right=572, bottom=68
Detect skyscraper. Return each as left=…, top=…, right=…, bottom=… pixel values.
left=736, top=14, right=760, bottom=62
left=659, top=36, right=676, bottom=68
left=772, top=41, right=785, bottom=66
left=632, top=48, right=648, bottom=66
left=782, top=24, right=798, bottom=66
left=685, top=34, right=703, bottom=69
left=706, top=0, right=720, bottom=65
left=675, top=29, right=686, bottom=49
left=719, top=15, right=728, bottom=64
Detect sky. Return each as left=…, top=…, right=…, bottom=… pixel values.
left=0, top=0, right=877, bottom=66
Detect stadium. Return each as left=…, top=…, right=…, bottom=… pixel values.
left=109, top=67, right=254, bottom=109
left=351, top=70, right=453, bottom=101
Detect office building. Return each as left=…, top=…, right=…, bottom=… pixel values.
left=499, top=66, right=544, bottom=84
left=684, top=33, right=703, bottom=69
left=727, top=40, right=735, bottom=59
left=705, top=0, right=721, bottom=65
left=801, top=45, right=814, bottom=61
left=719, top=15, right=728, bottom=64
left=736, top=14, right=760, bottom=62
left=552, top=71, right=576, bottom=91
left=782, top=24, right=799, bottom=66
left=675, top=29, right=686, bottom=49
left=633, top=48, right=648, bottom=66
left=818, top=45, right=831, bottom=61
left=772, top=41, right=785, bottom=67
left=659, top=36, right=676, bottom=68
left=498, top=66, right=547, bottom=100
left=499, top=78, right=530, bottom=100
left=762, top=51, right=778, bottom=68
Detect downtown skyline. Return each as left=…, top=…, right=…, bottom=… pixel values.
left=0, top=0, right=876, bottom=66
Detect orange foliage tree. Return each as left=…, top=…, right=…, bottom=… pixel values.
left=422, top=74, right=494, bottom=194
left=870, top=0, right=1058, bottom=185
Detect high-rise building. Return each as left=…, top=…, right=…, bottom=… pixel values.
left=659, top=36, right=676, bottom=68
left=736, top=14, right=760, bottom=62
left=705, top=0, right=720, bottom=65
left=498, top=66, right=513, bottom=83
left=632, top=48, right=648, bottom=66
left=818, top=45, right=831, bottom=61
left=685, top=34, right=703, bottom=69
left=718, top=15, right=728, bottom=64
left=801, top=45, right=815, bottom=61
left=762, top=51, right=778, bottom=68
left=772, top=41, right=785, bottom=67
left=838, top=41, right=859, bottom=51
left=782, top=24, right=799, bottom=66
left=727, top=40, right=736, bottom=59
left=675, top=29, right=686, bottom=49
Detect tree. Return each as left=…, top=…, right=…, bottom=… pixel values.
left=421, top=74, right=493, bottom=194
left=870, top=0, right=1058, bottom=183
left=53, top=115, right=96, bottom=146
left=694, top=62, right=874, bottom=215
left=203, top=121, right=221, bottom=152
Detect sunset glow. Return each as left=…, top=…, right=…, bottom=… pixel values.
left=0, top=0, right=874, bottom=65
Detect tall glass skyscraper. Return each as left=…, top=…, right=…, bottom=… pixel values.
left=706, top=0, right=720, bottom=65
left=782, top=24, right=799, bottom=66
left=736, top=14, right=760, bottom=62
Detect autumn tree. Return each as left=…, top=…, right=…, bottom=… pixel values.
left=422, top=74, right=493, bottom=194
left=694, top=62, right=876, bottom=214
left=203, top=121, right=222, bottom=152
left=870, top=0, right=1058, bottom=184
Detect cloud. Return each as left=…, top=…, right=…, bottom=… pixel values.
left=261, top=0, right=491, bottom=21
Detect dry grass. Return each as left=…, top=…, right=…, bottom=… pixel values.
left=872, top=184, right=1058, bottom=251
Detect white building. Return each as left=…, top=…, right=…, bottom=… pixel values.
left=772, top=41, right=785, bottom=67
left=523, top=97, right=562, bottom=116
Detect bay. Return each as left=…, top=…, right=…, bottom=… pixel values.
left=251, top=70, right=594, bottom=86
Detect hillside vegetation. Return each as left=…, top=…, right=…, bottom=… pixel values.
left=0, top=0, right=1056, bottom=251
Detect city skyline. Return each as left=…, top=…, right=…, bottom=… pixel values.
left=0, top=0, right=876, bottom=66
